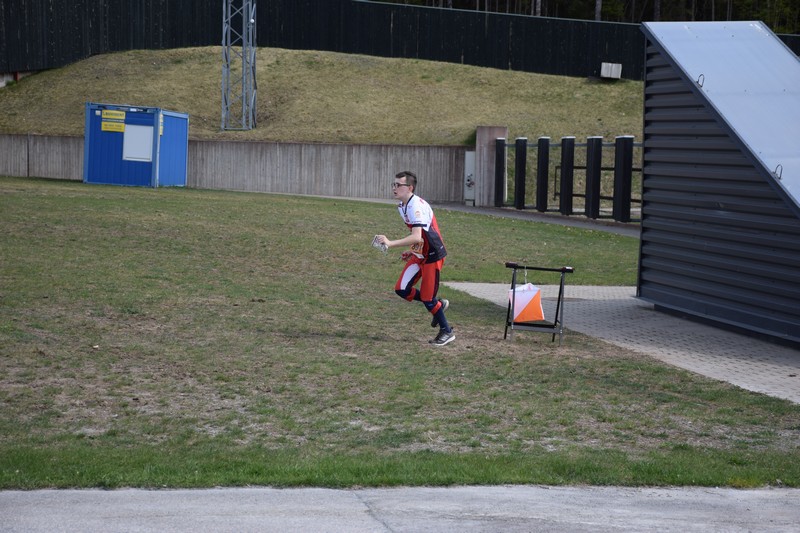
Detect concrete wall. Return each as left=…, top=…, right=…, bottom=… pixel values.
left=0, top=134, right=467, bottom=203
left=188, top=140, right=466, bottom=202
left=474, top=126, right=509, bottom=207
left=0, top=134, right=85, bottom=181
left=0, top=134, right=29, bottom=177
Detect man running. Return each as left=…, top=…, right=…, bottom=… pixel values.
left=375, top=171, right=454, bottom=346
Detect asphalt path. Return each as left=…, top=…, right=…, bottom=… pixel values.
left=3, top=485, right=800, bottom=532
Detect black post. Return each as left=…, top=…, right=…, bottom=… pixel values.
left=494, top=138, right=506, bottom=208
left=535, top=137, right=550, bottom=212
left=514, top=137, right=527, bottom=210
left=585, top=136, right=603, bottom=219
left=613, top=135, right=634, bottom=222
left=559, top=137, right=575, bottom=216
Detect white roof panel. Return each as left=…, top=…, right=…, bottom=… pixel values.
left=643, top=21, right=800, bottom=209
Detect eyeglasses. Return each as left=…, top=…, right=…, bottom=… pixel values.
left=391, top=182, right=409, bottom=189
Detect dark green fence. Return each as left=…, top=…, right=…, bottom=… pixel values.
left=2, top=0, right=798, bottom=80
left=495, top=136, right=642, bottom=223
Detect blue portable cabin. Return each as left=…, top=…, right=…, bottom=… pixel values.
left=83, top=102, right=189, bottom=187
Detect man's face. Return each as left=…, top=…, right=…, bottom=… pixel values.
left=392, top=178, right=412, bottom=201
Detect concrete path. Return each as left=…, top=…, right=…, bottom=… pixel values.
left=3, top=485, right=800, bottom=532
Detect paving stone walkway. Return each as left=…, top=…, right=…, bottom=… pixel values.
left=445, top=282, right=800, bottom=404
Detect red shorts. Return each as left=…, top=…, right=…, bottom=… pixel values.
left=395, top=256, right=443, bottom=302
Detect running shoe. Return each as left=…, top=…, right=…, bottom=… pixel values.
left=429, top=328, right=455, bottom=346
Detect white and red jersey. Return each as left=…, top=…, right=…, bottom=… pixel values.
left=397, top=194, right=447, bottom=263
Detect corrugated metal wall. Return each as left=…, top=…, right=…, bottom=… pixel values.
left=638, top=42, right=800, bottom=344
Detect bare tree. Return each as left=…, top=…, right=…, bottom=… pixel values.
left=595, top=0, right=602, bottom=20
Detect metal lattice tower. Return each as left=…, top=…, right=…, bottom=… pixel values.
left=221, top=0, right=257, bottom=130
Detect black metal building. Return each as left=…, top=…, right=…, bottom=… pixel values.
left=638, top=21, right=800, bottom=346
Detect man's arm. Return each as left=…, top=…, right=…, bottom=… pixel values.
left=376, top=226, right=423, bottom=249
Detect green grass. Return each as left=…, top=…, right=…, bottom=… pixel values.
left=4, top=446, right=798, bottom=489
left=1, top=176, right=799, bottom=489
left=0, top=47, right=643, bottom=145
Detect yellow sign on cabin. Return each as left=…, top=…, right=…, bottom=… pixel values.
left=101, top=121, right=125, bottom=132
left=102, top=110, right=126, bottom=121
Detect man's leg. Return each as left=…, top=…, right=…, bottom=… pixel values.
left=419, top=262, right=451, bottom=334
left=395, top=261, right=422, bottom=301
left=431, top=299, right=449, bottom=328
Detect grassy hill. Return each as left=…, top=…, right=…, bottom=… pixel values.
left=0, top=47, right=643, bottom=145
